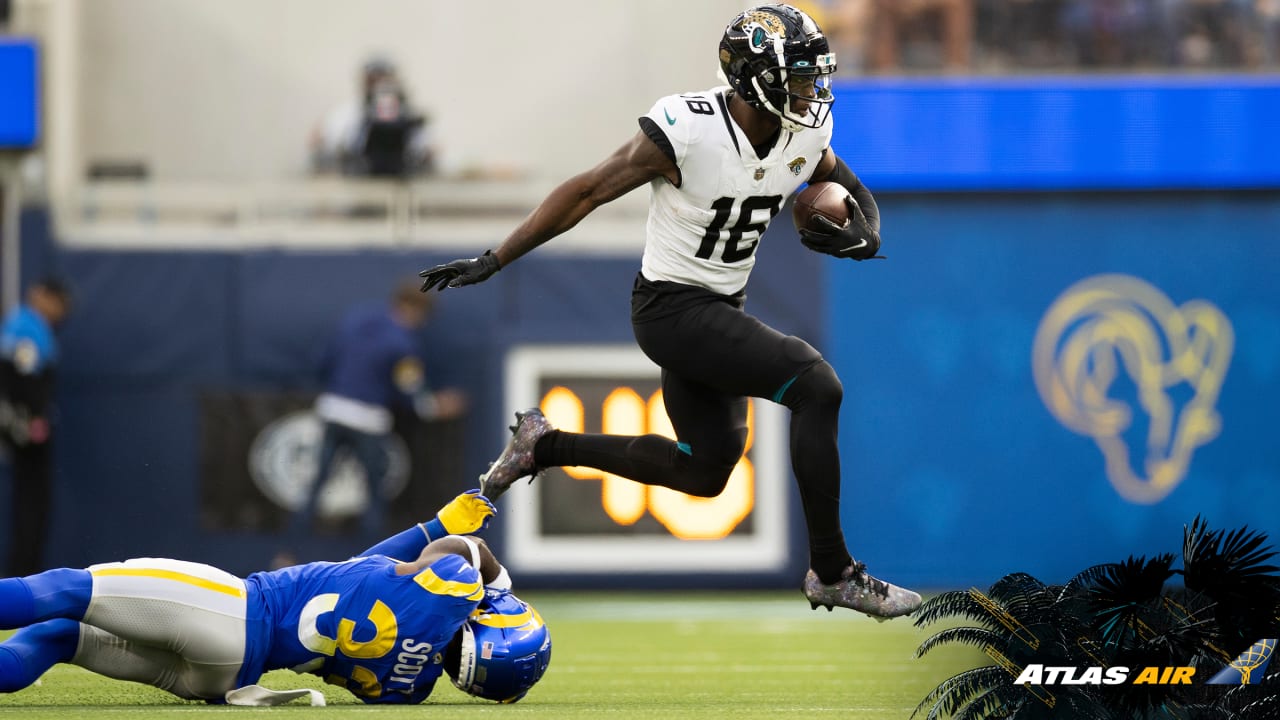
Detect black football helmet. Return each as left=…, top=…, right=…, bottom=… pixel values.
left=719, top=4, right=836, bottom=132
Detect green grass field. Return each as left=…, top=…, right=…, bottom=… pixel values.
left=0, top=591, right=984, bottom=719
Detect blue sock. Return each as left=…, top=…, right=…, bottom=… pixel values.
left=0, top=569, right=92, bottom=628
left=0, top=619, right=80, bottom=692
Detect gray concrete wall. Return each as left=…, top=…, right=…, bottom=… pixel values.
left=75, top=0, right=746, bottom=181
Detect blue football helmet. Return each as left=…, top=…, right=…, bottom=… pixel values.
left=446, top=589, right=551, bottom=703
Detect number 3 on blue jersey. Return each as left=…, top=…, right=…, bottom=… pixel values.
left=298, top=594, right=399, bottom=658
left=297, top=593, right=399, bottom=697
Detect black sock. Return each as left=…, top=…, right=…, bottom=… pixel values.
left=535, top=430, right=685, bottom=488
left=810, top=537, right=852, bottom=585
left=533, top=430, right=733, bottom=497
left=779, top=362, right=853, bottom=585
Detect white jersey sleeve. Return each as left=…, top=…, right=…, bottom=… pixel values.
left=640, top=94, right=703, bottom=180
left=637, top=87, right=833, bottom=295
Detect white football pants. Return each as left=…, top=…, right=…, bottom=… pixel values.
left=74, top=558, right=248, bottom=700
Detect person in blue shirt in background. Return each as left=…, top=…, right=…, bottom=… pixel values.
left=290, top=280, right=467, bottom=546
left=0, top=278, right=72, bottom=578
left=0, top=490, right=552, bottom=705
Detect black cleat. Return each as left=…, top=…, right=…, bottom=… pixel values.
left=478, top=409, right=555, bottom=502
left=802, top=561, right=921, bottom=620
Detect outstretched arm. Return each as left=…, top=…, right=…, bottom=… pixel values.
left=492, top=130, right=677, bottom=266
left=419, top=131, right=676, bottom=291
left=356, top=490, right=496, bottom=560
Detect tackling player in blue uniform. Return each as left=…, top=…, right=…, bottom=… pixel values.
left=0, top=491, right=551, bottom=705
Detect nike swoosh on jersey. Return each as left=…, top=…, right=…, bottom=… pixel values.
left=664, top=108, right=677, bottom=125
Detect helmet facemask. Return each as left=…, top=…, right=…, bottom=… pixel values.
left=751, top=59, right=835, bottom=132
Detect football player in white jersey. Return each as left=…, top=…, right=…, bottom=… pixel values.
left=419, top=4, right=919, bottom=619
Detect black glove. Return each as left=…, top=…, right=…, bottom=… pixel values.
left=798, top=197, right=883, bottom=261
left=419, top=250, right=501, bottom=292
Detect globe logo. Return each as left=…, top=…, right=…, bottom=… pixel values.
left=1229, top=638, right=1275, bottom=685
left=1207, top=638, right=1276, bottom=685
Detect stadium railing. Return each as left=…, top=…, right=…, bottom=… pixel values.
left=54, top=176, right=650, bottom=252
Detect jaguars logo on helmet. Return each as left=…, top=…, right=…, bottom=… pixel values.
left=743, top=9, right=787, bottom=52
left=719, top=4, right=836, bottom=132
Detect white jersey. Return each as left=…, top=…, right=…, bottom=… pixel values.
left=639, top=86, right=833, bottom=296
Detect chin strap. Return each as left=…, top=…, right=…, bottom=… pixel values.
left=748, top=75, right=820, bottom=133
left=750, top=76, right=798, bottom=132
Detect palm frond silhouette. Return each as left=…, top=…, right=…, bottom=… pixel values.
left=914, top=518, right=1280, bottom=719
left=1180, top=517, right=1280, bottom=656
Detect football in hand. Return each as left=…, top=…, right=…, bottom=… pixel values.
left=792, top=181, right=852, bottom=233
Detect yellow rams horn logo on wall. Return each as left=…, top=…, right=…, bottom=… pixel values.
left=1032, top=274, right=1233, bottom=504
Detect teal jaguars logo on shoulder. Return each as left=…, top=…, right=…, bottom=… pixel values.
left=1032, top=274, right=1233, bottom=504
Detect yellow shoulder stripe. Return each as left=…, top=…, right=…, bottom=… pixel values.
left=91, top=567, right=246, bottom=599
left=413, top=568, right=483, bottom=601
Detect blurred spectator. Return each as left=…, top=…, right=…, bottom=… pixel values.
left=1259, top=0, right=1280, bottom=66
left=0, top=278, right=71, bottom=577
left=1057, top=0, right=1264, bottom=68
left=807, top=0, right=875, bottom=73
left=286, top=280, right=465, bottom=548
left=1060, top=0, right=1152, bottom=67
left=868, top=0, right=975, bottom=72
left=309, top=56, right=436, bottom=178
left=976, top=0, right=1071, bottom=69
left=832, top=0, right=1277, bottom=73
left=1166, top=0, right=1258, bottom=67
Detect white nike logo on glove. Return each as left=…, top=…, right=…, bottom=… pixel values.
left=838, top=238, right=868, bottom=253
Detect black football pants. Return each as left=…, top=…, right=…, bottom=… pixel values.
left=534, top=283, right=852, bottom=578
